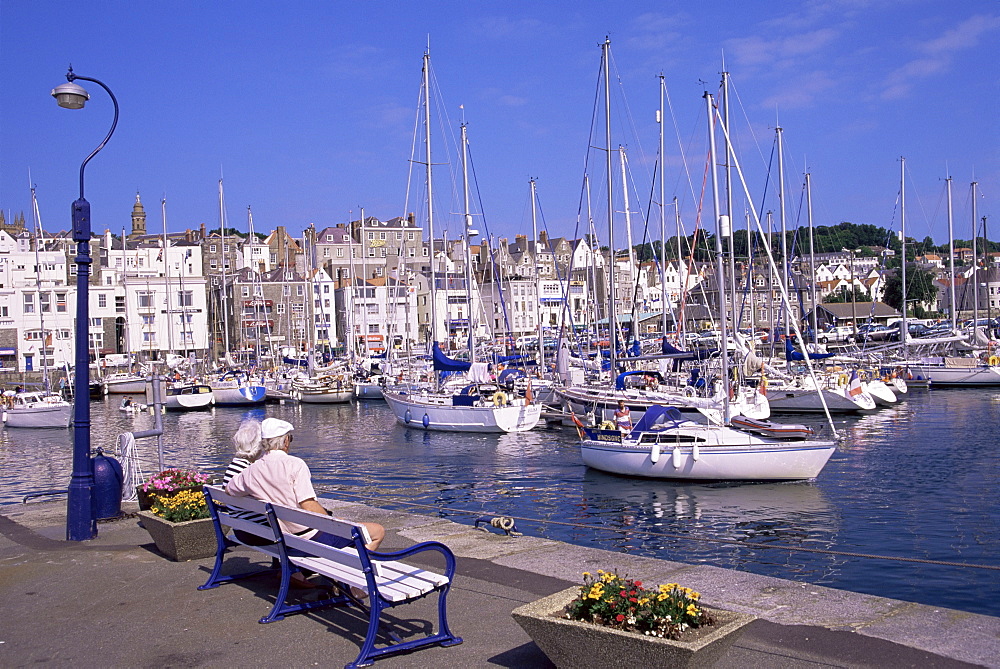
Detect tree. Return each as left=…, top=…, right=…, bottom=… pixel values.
left=882, top=265, right=937, bottom=311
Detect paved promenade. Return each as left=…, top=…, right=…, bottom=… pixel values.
left=1, top=498, right=996, bottom=668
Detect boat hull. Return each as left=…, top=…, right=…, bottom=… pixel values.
left=907, top=361, right=1000, bottom=386
left=384, top=391, right=542, bottom=433
left=581, top=432, right=836, bottom=481
left=210, top=384, right=267, bottom=406
left=766, top=387, right=875, bottom=413
left=3, top=404, right=73, bottom=428
left=103, top=375, right=146, bottom=394
left=151, top=384, right=215, bottom=411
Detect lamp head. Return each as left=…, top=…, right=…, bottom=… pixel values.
left=52, top=80, right=90, bottom=109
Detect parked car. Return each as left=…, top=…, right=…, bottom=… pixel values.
left=859, top=324, right=893, bottom=342
left=817, top=326, right=856, bottom=344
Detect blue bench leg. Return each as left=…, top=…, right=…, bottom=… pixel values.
left=436, top=584, right=463, bottom=647
left=259, top=564, right=293, bottom=624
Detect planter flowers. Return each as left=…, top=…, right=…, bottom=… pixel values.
left=567, top=570, right=712, bottom=639
left=512, top=570, right=755, bottom=668
left=136, top=468, right=211, bottom=510
left=137, top=469, right=216, bottom=561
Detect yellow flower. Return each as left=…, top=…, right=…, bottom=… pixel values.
left=689, top=591, right=700, bottom=600
left=582, top=572, right=591, bottom=578
left=686, top=603, right=699, bottom=616
left=657, top=593, right=668, bottom=601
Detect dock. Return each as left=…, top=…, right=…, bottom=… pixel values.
left=1, top=498, right=996, bottom=667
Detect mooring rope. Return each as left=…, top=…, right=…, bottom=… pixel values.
left=316, top=486, right=1000, bottom=572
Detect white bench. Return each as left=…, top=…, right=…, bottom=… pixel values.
left=200, top=485, right=462, bottom=668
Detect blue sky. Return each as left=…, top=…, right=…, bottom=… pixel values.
left=1, top=1, right=996, bottom=248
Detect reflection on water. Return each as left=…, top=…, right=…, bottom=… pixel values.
left=1, top=389, right=998, bottom=617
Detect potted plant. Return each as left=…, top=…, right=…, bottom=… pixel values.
left=136, top=468, right=211, bottom=510
left=512, top=570, right=755, bottom=668
left=137, top=484, right=217, bottom=561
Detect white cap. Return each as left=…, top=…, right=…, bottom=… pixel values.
left=260, top=418, right=294, bottom=439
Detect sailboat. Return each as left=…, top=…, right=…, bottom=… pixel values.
left=382, top=50, right=541, bottom=433
left=904, top=174, right=1000, bottom=385
left=4, top=185, right=72, bottom=428
left=579, top=59, right=836, bottom=481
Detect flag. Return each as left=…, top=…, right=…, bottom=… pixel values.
left=847, top=370, right=863, bottom=397
left=524, top=379, right=533, bottom=404
left=157, top=249, right=163, bottom=261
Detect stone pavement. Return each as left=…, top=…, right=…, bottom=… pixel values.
left=0, top=498, right=996, bottom=668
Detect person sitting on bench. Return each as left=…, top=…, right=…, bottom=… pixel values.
left=225, top=418, right=385, bottom=560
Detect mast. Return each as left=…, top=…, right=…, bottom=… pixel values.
left=705, top=91, right=731, bottom=421
left=529, top=178, right=543, bottom=366
left=675, top=197, right=685, bottom=338
left=161, top=197, right=174, bottom=353
left=806, top=172, right=818, bottom=338
left=946, top=176, right=956, bottom=331
left=971, top=180, right=979, bottom=330
left=29, top=185, right=51, bottom=393
left=619, top=147, right=637, bottom=348
left=422, top=49, right=439, bottom=347
left=217, top=179, right=231, bottom=361
left=460, top=124, right=477, bottom=363
left=658, top=75, right=667, bottom=335
left=722, top=69, right=739, bottom=334
left=602, top=37, right=617, bottom=372
left=360, top=207, right=370, bottom=359
left=776, top=126, right=789, bottom=334
left=900, top=157, right=907, bottom=337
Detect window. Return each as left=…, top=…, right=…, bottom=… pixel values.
left=89, top=318, right=101, bottom=327
left=323, top=248, right=330, bottom=258
left=142, top=315, right=155, bottom=325
left=296, top=285, right=304, bottom=296
left=368, top=323, right=379, bottom=334
left=210, top=244, right=217, bottom=253
left=89, top=332, right=103, bottom=348
left=367, top=304, right=379, bottom=314
left=368, top=248, right=376, bottom=258
left=40, top=293, right=51, bottom=313
left=380, top=232, right=386, bottom=240
left=242, top=287, right=250, bottom=297
left=143, top=332, right=156, bottom=344
left=270, top=253, right=277, bottom=264
left=115, top=296, right=125, bottom=313
left=0, top=306, right=6, bottom=317
left=276, top=303, right=285, bottom=315
left=98, top=294, right=107, bottom=308
left=23, top=293, right=34, bottom=314
left=323, top=284, right=329, bottom=294
left=177, top=291, right=194, bottom=307
left=138, top=292, right=154, bottom=308
left=224, top=244, right=230, bottom=252
left=210, top=260, right=218, bottom=270
left=337, top=248, right=344, bottom=258
left=368, top=231, right=374, bottom=240
left=283, top=285, right=291, bottom=296
left=326, top=235, right=333, bottom=242
left=407, top=232, right=415, bottom=241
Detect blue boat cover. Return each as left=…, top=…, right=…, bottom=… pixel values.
left=784, top=339, right=835, bottom=361
left=629, top=405, right=686, bottom=433
left=432, top=342, right=472, bottom=372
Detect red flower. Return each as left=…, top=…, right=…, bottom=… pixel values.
left=620, top=590, right=627, bottom=597
left=634, top=581, right=642, bottom=587
left=616, top=614, right=625, bottom=622
left=629, top=597, right=638, bottom=603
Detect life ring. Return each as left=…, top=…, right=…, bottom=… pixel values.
left=492, top=391, right=508, bottom=407
left=683, top=386, right=696, bottom=397
left=599, top=420, right=616, bottom=430
left=989, top=356, right=999, bottom=367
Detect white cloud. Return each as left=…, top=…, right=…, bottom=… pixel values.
left=880, top=13, right=1000, bottom=100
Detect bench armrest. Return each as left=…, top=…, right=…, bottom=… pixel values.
left=369, top=540, right=457, bottom=579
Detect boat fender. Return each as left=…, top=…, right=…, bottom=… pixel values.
left=671, top=446, right=682, bottom=469
left=422, top=413, right=430, bottom=429
left=838, top=373, right=848, bottom=386
left=692, top=443, right=700, bottom=461
left=989, top=355, right=999, bottom=367
left=649, top=442, right=660, bottom=464
left=492, top=391, right=508, bottom=407
left=404, top=409, right=411, bottom=424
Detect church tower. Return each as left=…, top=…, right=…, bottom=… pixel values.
left=130, top=193, right=146, bottom=238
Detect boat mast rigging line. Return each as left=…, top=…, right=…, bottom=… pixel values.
left=315, top=487, right=1000, bottom=573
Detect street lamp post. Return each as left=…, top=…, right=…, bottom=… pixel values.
left=52, top=66, right=119, bottom=541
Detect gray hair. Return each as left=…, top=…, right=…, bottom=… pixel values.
left=231, top=419, right=264, bottom=460
left=260, top=434, right=288, bottom=453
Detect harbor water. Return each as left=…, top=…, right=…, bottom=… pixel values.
left=1, top=387, right=997, bottom=617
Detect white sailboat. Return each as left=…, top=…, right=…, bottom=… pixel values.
left=579, top=60, right=836, bottom=481
left=4, top=185, right=73, bottom=429
left=383, top=50, right=540, bottom=433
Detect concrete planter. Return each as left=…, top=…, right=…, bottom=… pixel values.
left=138, top=510, right=216, bottom=561
left=511, top=586, right=755, bottom=668
left=136, top=484, right=203, bottom=511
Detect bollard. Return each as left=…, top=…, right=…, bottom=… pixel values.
left=91, top=448, right=124, bottom=519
